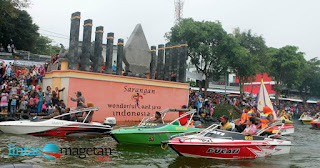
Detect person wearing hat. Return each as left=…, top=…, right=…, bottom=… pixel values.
left=257, top=106, right=275, bottom=136
left=219, top=115, right=232, bottom=131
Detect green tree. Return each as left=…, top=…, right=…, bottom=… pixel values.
left=166, top=18, right=234, bottom=97
left=0, top=9, right=39, bottom=52
left=33, top=35, right=60, bottom=55
left=230, top=28, right=268, bottom=98
left=298, top=57, right=320, bottom=104
left=268, top=45, right=306, bottom=105
left=0, top=0, right=57, bottom=56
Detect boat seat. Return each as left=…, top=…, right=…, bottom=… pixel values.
left=172, top=120, right=181, bottom=126
left=230, top=122, right=236, bottom=131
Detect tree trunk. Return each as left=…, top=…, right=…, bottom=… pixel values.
left=204, top=75, right=208, bottom=98
left=239, top=77, right=243, bottom=100
left=275, top=81, right=280, bottom=106
left=198, top=80, right=202, bottom=93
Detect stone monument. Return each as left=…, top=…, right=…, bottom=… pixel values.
left=80, top=19, right=93, bottom=71
left=68, top=12, right=81, bottom=70
left=123, top=24, right=150, bottom=75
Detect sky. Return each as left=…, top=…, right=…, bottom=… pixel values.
left=26, top=0, right=320, bottom=60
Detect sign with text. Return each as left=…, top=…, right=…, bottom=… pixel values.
left=67, top=77, right=189, bottom=122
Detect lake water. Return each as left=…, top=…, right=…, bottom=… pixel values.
left=0, top=121, right=319, bottom=168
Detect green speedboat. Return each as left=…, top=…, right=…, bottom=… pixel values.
left=110, top=109, right=202, bottom=145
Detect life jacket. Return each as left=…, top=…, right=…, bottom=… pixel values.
left=247, top=110, right=254, bottom=119
left=259, top=112, right=275, bottom=131
left=240, top=111, right=247, bottom=125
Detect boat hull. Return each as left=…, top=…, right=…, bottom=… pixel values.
left=169, top=144, right=291, bottom=159
left=111, top=125, right=202, bottom=145
left=167, top=134, right=291, bottom=159
left=272, top=124, right=295, bottom=135
left=310, top=120, right=320, bottom=129
left=0, top=119, right=111, bottom=136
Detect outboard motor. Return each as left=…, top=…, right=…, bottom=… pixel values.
left=104, top=117, right=116, bottom=127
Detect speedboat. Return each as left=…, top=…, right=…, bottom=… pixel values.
left=299, top=115, right=313, bottom=124
left=0, top=107, right=116, bottom=136
left=277, top=116, right=294, bottom=124
left=310, top=118, right=320, bottom=129
left=163, top=121, right=291, bottom=159
left=110, top=109, right=202, bottom=145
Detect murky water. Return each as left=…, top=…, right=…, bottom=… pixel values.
left=0, top=121, right=319, bottom=168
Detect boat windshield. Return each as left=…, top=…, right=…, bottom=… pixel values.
left=203, top=129, right=265, bottom=141
left=51, top=107, right=98, bottom=123
left=138, top=109, right=196, bottom=127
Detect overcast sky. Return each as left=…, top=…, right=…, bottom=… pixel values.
left=27, top=0, right=320, bottom=60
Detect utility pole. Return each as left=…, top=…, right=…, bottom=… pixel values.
left=174, top=0, right=184, bottom=24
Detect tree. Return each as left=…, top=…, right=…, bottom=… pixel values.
left=0, top=9, right=39, bottom=51
left=166, top=18, right=234, bottom=97
left=230, top=28, right=268, bottom=98
left=33, top=35, right=60, bottom=55
left=298, top=57, right=320, bottom=104
left=0, top=0, right=58, bottom=55
left=268, top=45, right=306, bottom=105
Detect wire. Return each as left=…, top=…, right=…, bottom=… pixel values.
left=40, top=33, right=69, bottom=40
left=39, top=29, right=69, bottom=37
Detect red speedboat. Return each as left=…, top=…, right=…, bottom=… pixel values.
left=164, top=122, right=291, bottom=159
left=310, top=119, right=320, bottom=129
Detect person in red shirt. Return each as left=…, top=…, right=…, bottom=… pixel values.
left=179, top=105, right=190, bottom=125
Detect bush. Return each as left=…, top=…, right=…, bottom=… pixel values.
left=213, top=104, right=241, bottom=121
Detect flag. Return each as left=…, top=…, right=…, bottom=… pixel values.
left=257, top=79, right=277, bottom=119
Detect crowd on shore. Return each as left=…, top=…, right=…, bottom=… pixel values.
left=188, top=89, right=320, bottom=119
left=0, top=62, right=54, bottom=119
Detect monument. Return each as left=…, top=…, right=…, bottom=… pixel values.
left=68, top=12, right=81, bottom=70
left=123, top=24, right=151, bottom=75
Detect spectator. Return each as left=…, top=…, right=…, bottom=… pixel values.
left=0, top=43, right=4, bottom=52
left=7, top=44, right=11, bottom=53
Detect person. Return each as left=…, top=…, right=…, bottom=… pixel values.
left=257, top=106, right=275, bottom=136
left=70, top=91, right=86, bottom=120
left=45, top=86, right=52, bottom=105
left=39, top=106, right=61, bottom=119
left=242, top=117, right=257, bottom=135
left=70, top=91, right=85, bottom=108
left=0, top=43, right=4, bottom=52
left=37, top=88, right=44, bottom=113
left=234, top=105, right=252, bottom=132
left=10, top=94, right=18, bottom=117
left=1, top=89, right=9, bottom=113
left=18, top=97, right=28, bottom=112
left=52, top=87, right=65, bottom=106
left=59, top=100, right=66, bottom=109
left=179, top=105, right=190, bottom=125
left=62, top=107, right=71, bottom=120
left=7, top=44, right=11, bottom=53
left=112, top=61, right=117, bottom=72
left=219, top=115, right=232, bottom=131
left=151, top=111, right=163, bottom=123
left=11, top=44, right=15, bottom=53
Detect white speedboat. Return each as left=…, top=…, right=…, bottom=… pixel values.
left=0, top=107, right=116, bottom=136
left=299, top=115, right=313, bottom=124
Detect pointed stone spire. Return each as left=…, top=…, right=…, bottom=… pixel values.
left=123, top=24, right=151, bottom=74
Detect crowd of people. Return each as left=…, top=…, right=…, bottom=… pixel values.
left=0, top=62, right=56, bottom=120
left=188, top=89, right=320, bottom=119
left=0, top=43, right=15, bottom=53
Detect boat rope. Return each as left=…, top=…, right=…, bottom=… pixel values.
left=161, top=143, right=168, bottom=150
